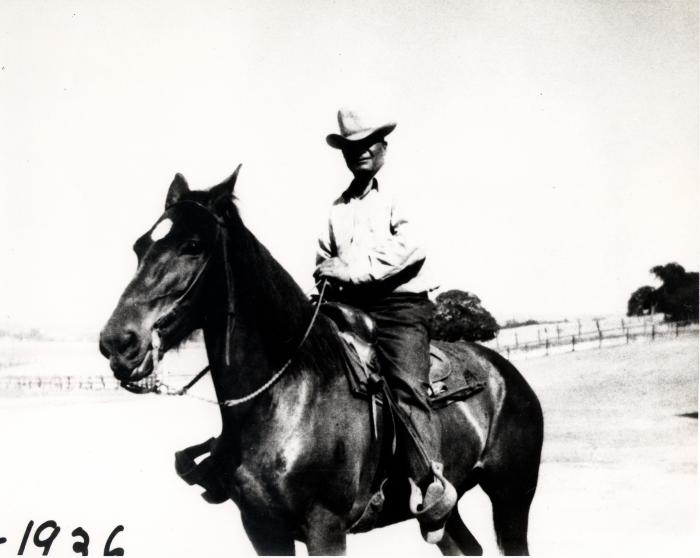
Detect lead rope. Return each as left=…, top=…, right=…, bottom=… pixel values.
left=150, top=279, right=328, bottom=406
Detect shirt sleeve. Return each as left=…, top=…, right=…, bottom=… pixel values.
left=315, top=219, right=335, bottom=267
left=343, top=197, right=426, bottom=284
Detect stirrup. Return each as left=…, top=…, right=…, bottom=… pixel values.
left=408, top=462, right=458, bottom=544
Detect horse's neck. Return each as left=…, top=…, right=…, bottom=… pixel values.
left=202, top=216, right=319, bottom=412
left=230, top=220, right=313, bottom=357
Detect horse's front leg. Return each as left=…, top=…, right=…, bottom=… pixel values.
left=240, top=512, right=296, bottom=556
left=304, top=506, right=347, bottom=556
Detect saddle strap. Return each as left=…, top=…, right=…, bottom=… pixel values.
left=348, top=379, right=396, bottom=534
left=378, top=380, right=432, bottom=473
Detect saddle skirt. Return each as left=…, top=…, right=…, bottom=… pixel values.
left=321, top=302, right=487, bottom=408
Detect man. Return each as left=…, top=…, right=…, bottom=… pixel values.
left=314, top=109, right=456, bottom=542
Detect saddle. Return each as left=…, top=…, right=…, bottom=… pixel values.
left=321, top=302, right=487, bottom=409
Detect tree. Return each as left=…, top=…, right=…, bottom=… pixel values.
left=650, top=263, right=699, bottom=322
left=430, top=290, right=500, bottom=342
left=627, top=286, right=655, bottom=317
left=627, top=263, right=698, bottom=322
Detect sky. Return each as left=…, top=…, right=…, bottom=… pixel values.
left=0, top=0, right=698, bottom=338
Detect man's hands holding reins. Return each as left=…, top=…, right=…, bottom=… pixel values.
left=314, top=257, right=353, bottom=284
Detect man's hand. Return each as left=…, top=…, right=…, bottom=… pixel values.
left=314, top=257, right=353, bottom=283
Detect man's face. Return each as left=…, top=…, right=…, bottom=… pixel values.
left=341, top=140, right=386, bottom=177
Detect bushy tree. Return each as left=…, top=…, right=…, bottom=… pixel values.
left=627, top=263, right=698, bottom=322
left=627, top=286, right=655, bottom=317
left=430, top=290, right=500, bottom=342
left=650, top=263, right=698, bottom=322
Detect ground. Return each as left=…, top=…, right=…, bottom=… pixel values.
left=0, top=336, right=696, bottom=556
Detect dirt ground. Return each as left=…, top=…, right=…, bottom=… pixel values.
left=0, top=336, right=696, bottom=556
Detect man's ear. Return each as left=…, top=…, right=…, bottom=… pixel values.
left=210, top=164, right=242, bottom=205
left=165, top=173, right=189, bottom=208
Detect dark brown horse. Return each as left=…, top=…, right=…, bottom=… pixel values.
left=99, top=168, right=543, bottom=555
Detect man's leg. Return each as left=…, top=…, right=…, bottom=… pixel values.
left=371, top=310, right=438, bottom=482
left=366, top=295, right=456, bottom=541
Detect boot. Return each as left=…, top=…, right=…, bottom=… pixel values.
left=408, top=461, right=458, bottom=543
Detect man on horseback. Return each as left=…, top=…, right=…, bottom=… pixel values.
left=314, top=109, right=457, bottom=542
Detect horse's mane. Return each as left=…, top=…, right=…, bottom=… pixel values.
left=215, top=198, right=348, bottom=382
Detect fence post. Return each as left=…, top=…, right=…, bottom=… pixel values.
left=514, top=333, right=519, bottom=349
left=626, top=328, right=630, bottom=344
left=651, top=324, right=655, bottom=340
left=571, top=335, right=576, bottom=352
left=595, top=319, right=603, bottom=348
left=545, top=336, right=550, bottom=356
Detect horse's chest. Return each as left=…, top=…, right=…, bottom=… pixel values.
left=231, top=464, right=273, bottom=511
left=230, top=440, right=308, bottom=514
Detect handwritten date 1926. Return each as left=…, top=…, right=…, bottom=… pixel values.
left=0, top=520, right=124, bottom=556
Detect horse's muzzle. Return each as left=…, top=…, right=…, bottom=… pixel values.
left=99, top=324, right=151, bottom=381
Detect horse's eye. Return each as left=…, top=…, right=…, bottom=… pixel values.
left=182, top=239, right=203, bottom=255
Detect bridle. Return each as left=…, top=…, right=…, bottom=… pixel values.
left=121, top=200, right=327, bottom=407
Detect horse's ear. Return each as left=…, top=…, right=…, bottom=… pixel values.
left=166, top=173, right=190, bottom=208
left=210, top=164, right=242, bottom=204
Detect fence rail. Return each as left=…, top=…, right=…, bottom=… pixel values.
left=0, top=373, right=196, bottom=395
left=488, top=319, right=699, bottom=359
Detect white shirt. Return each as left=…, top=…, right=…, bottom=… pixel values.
left=316, top=179, right=434, bottom=294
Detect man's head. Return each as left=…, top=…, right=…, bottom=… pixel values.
left=326, top=109, right=395, bottom=177
left=341, top=138, right=387, bottom=177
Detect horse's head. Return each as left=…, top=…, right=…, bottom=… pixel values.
left=99, top=166, right=241, bottom=386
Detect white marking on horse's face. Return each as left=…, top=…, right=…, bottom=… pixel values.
left=150, top=218, right=173, bottom=242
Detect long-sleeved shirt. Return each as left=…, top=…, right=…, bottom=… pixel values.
left=316, top=178, right=435, bottom=295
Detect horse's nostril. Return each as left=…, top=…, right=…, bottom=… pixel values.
left=101, top=327, right=140, bottom=360
left=117, top=329, right=139, bottom=357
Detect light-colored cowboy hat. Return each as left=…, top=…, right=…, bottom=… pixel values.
left=326, top=109, right=396, bottom=149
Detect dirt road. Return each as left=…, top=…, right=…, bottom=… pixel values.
left=0, top=336, right=696, bottom=556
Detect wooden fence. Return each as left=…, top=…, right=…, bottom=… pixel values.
left=489, top=319, right=698, bottom=360
left=0, top=374, right=121, bottom=393
left=0, top=373, right=194, bottom=395
left=1, top=320, right=697, bottom=393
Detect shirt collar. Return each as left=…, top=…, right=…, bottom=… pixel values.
left=342, top=177, right=379, bottom=202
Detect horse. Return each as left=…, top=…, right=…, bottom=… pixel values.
left=99, top=168, right=543, bottom=555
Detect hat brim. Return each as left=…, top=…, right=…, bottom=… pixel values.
left=326, top=123, right=396, bottom=149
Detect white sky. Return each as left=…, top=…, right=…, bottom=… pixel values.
left=0, top=0, right=698, bottom=338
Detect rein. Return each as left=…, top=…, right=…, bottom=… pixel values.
left=122, top=199, right=328, bottom=408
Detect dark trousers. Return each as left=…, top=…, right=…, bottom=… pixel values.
left=355, top=292, right=439, bottom=481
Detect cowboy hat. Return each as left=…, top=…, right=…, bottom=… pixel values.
left=326, top=109, right=396, bottom=149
